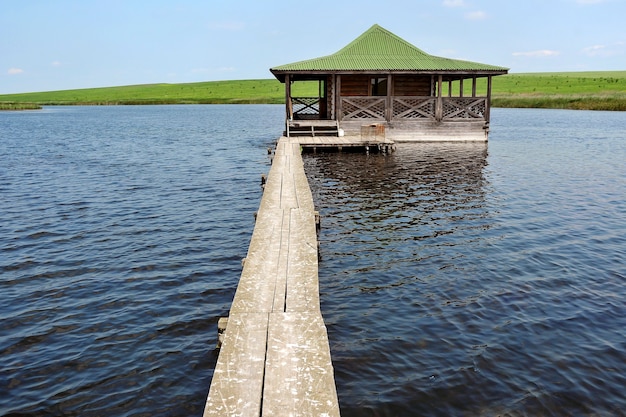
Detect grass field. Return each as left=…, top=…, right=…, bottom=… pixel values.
left=1, top=71, right=625, bottom=110
left=492, top=71, right=626, bottom=110
left=0, top=79, right=285, bottom=106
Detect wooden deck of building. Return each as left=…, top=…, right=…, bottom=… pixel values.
left=203, top=137, right=340, bottom=417
left=292, top=133, right=395, bottom=154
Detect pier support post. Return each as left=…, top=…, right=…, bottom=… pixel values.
left=216, top=317, right=228, bottom=349
left=314, top=211, right=321, bottom=234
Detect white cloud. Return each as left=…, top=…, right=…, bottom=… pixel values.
left=51, top=61, right=62, bottom=67
left=443, top=0, right=465, bottom=7
left=465, top=11, right=487, bottom=20
left=582, top=42, right=625, bottom=57
left=512, top=50, right=560, bottom=57
left=582, top=45, right=607, bottom=56
left=8, top=68, right=24, bottom=75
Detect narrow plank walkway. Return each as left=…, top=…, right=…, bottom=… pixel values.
left=203, top=137, right=340, bottom=417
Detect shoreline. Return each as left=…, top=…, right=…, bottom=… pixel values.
left=2, top=98, right=624, bottom=111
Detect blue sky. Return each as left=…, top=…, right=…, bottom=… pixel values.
left=2, top=0, right=625, bottom=94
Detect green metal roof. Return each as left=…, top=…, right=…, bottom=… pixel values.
left=270, top=24, right=508, bottom=77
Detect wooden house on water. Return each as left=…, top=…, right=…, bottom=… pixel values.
left=270, top=24, right=508, bottom=142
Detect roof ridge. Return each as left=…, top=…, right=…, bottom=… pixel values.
left=334, top=24, right=428, bottom=57
left=270, top=24, right=509, bottom=74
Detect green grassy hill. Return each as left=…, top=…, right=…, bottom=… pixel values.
left=1, top=71, right=625, bottom=110
left=0, top=79, right=285, bottom=106
left=492, top=71, right=626, bottom=110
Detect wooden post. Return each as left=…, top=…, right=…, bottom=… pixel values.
left=436, top=75, right=443, bottom=121
left=336, top=75, right=342, bottom=122
left=472, top=76, right=477, bottom=98
left=319, top=78, right=327, bottom=119
left=285, top=74, right=292, bottom=121
left=386, top=74, right=392, bottom=122
left=216, top=317, right=228, bottom=349
left=459, top=78, right=464, bottom=98
left=329, top=75, right=335, bottom=120
left=486, top=75, right=492, bottom=123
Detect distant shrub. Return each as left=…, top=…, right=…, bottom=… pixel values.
left=0, top=102, right=42, bottom=110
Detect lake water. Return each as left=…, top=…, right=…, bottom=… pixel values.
left=1, top=105, right=625, bottom=416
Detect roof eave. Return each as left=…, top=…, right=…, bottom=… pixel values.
left=271, top=68, right=509, bottom=82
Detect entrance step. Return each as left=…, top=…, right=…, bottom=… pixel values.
left=286, top=120, right=340, bottom=137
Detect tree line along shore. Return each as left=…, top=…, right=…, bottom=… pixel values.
left=1, top=71, right=625, bottom=111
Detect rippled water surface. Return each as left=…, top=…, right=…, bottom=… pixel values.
left=1, top=105, right=281, bottom=416
left=2, top=106, right=625, bottom=416
left=304, top=108, right=626, bottom=416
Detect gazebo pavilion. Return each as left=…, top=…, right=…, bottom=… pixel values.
left=270, top=24, right=508, bottom=141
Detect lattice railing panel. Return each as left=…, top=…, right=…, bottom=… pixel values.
left=341, top=97, right=386, bottom=120
left=392, top=97, right=436, bottom=120
left=442, top=98, right=486, bottom=120
left=292, top=97, right=320, bottom=117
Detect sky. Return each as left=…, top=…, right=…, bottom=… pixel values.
left=2, top=0, right=625, bottom=94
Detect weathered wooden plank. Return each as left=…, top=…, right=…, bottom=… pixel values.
left=286, top=208, right=320, bottom=313
left=259, top=151, right=285, bottom=213
left=280, top=165, right=298, bottom=210
left=204, top=312, right=269, bottom=417
left=271, top=209, right=290, bottom=313
left=294, top=170, right=315, bottom=213
left=263, top=312, right=340, bottom=417
left=230, top=207, right=283, bottom=313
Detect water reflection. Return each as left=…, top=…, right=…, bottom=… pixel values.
left=304, top=142, right=491, bottom=268
left=304, top=114, right=626, bottom=416
left=304, top=142, right=496, bottom=415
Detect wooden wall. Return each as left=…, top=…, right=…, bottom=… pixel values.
left=339, top=75, right=433, bottom=96
left=393, top=76, right=431, bottom=96
left=340, top=75, right=369, bottom=96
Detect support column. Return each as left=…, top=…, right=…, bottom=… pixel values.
left=386, top=74, right=392, bottom=122
left=285, top=74, right=292, bottom=120
left=329, top=75, right=336, bottom=120
left=486, top=75, right=492, bottom=123
left=336, top=75, right=342, bottom=122
left=436, top=75, right=443, bottom=122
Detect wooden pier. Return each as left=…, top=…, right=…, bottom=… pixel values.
left=203, top=137, right=340, bottom=417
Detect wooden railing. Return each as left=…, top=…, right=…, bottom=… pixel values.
left=340, top=96, right=487, bottom=121
left=392, top=97, right=437, bottom=120
left=292, top=97, right=321, bottom=119
left=341, top=97, right=386, bottom=120
left=442, top=97, right=487, bottom=120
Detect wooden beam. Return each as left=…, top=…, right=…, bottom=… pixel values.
left=386, top=74, right=393, bottom=121
left=436, top=75, right=443, bottom=121
left=336, top=75, right=342, bottom=121
left=486, top=75, right=492, bottom=123
left=285, top=74, right=292, bottom=121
